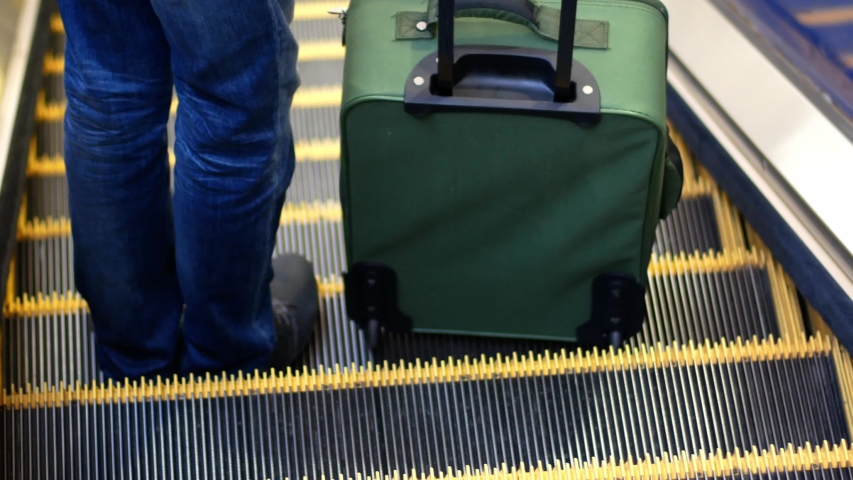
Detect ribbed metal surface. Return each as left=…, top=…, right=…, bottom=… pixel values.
left=298, top=60, right=345, bottom=86
left=291, top=106, right=341, bottom=141
left=36, top=119, right=63, bottom=157
left=2, top=309, right=101, bottom=389
left=16, top=237, right=75, bottom=296
left=291, top=18, right=344, bottom=42
left=296, top=291, right=374, bottom=369
left=2, top=340, right=849, bottom=480
left=0, top=250, right=799, bottom=391
left=25, top=177, right=69, bottom=219
left=287, top=160, right=341, bottom=202
left=637, top=263, right=777, bottom=346
left=275, top=216, right=346, bottom=278
left=653, top=196, right=721, bottom=256
left=2, top=294, right=371, bottom=391
left=3, top=5, right=850, bottom=480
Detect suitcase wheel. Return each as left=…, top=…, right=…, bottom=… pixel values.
left=576, top=273, right=646, bottom=349
left=343, top=262, right=412, bottom=351
left=367, top=319, right=381, bottom=350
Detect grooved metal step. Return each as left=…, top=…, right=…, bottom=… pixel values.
left=2, top=336, right=851, bottom=480
left=291, top=105, right=341, bottom=142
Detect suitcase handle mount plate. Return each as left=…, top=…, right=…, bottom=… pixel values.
left=403, top=46, right=601, bottom=125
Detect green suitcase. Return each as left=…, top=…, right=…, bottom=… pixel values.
left=338, top=0, right=683, bottom=348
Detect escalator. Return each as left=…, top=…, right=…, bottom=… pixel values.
left=3, top=0, right=853, bottom=478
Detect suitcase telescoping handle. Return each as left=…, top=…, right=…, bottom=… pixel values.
left=403, top=0, right=601, bottom=124
left=435, top=0, right=578, bottom=102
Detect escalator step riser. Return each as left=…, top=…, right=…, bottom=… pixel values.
left=291, top=105, right=340, bottom=141
left=13, top=212, right=342, bottom=299
left=2, top=337, right=849, bottom=479
left=275, top=216, right=346, bottom=278
left=297, top=60, right=345, bottom=86
left=36, top=119, right=63, bottom=158
left=25, top=177, right=69, bottom=220
left=16, top=236, right=76, bottom=297
left=636, top=250, right=785, bottom=348
left=291, top=18, right=343, bottom=43
left=652, top=196, right=723, bottom=256
left=285, top=159, right=341, bottom=202
left=296, top=290, right=374, bottom=370
left=3, top=309, right=102, bottom=389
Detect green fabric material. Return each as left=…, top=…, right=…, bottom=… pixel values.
left=660, top=156, right=683, bottom=219
left=340, top=0, right=674, bottom=341
left=396, top=0, right=609, bottom=47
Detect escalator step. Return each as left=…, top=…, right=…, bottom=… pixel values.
left=291, top=18, right=344, bottom=43
left=3, top=246, right=803, bottom=390
left=2, top=335, right=850, bottom=479
left=291, top=105, right=340, bottom=142
left=297, top=60, right=345, bottom=86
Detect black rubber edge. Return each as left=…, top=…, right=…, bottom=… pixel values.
left=0, top=0, right=54, bottom=306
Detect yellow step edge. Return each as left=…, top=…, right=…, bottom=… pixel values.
left=648, top=247, right=768, bottom=277
left=843, top=53, right=853, bottom=69
left=291, top=84, right=343, bottom=108
left=16, top=216, right=71, bottom=241
left=3, top=277, right=343, bottom=318
left=42, top=54, right=64, bottom=75
left=37, top=84, right=341, bottom=122
left=27, top=137, right=340, bottom=177
left=667, top=124, right=698, bottom=191
left=171, top=85, right=341, bottom=113
left=43, top=39, right=343, bottom=76
left=297, top=40, right=346, bottom=62
left=1, top=255, right=8, bottom=388
left=679, top=169, right=714, bottom=199
left=796, top=6, right=853, bottom=26
left=49, top=3, right=350, bottom=34
left=50, top=13, right=63, bottom=33
left=290, top=1, right=350, bottom=21
left=0, top=332, right=836, bottom=405
left=15, top=201, right=343, bottom=240
left=280, top=200, right=341, bottom=224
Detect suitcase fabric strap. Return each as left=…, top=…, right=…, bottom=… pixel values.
left=395, top=0, right=609, bottom=49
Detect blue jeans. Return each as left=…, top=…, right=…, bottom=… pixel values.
left=58, top=0, right=300, bottom=381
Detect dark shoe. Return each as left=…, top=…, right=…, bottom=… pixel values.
left=267, top=253, right=320, bottom=370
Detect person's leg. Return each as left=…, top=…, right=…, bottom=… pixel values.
left=59, top=0, right=181, bottom=381
left=148, top=0, right=313, bottom=375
